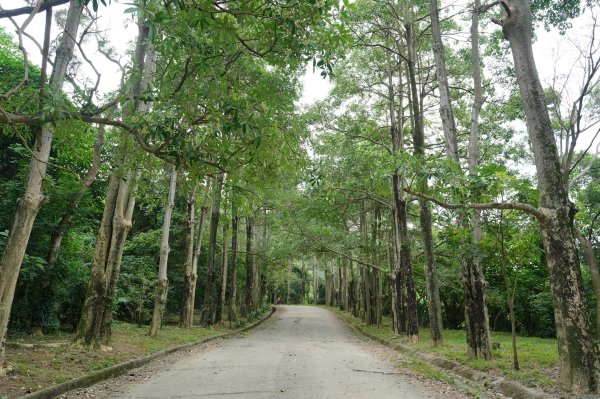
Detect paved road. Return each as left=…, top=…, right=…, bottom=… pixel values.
left=112, top=306, right=460, bottom=399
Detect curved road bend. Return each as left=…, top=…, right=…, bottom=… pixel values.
left=112, top=306, right=467, bottom=399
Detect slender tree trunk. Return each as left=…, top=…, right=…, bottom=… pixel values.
left=372, top=207, right=382, bottom=327
left=229, top=211, right=239, bottom=321
left=201, top=174, right=224, bottom=326
left=343, top=261, right=349, bottom=310
left=243, top=217, right=254, bottom=315
left=0, top=0, right=82, bottom=369
left=149, top=167, right=177, bottom=337
left=359, top=202, right=372, bottom=325
left=461, top=1, right=495, bottom=359
left=405, top=32, right=444, bottom=344
left=386, top=48, right=408, bottom=336
left=391, top=205, right=405, bottom=334
left=397, top=197, right=418, bottom=342
left=287, top=260, right=292, bottom=304
left=498, top=213, right=519, bottom=370
left=430, top=0, right=459, bottom=160
left=325, top=268, right=331, bottom=306
left=178, top=183, right=196, bottom=328
left=218, top=209, right=229, bottom=324
left=501, top=0, right=600, bottom=391
left=403, top=25, right=421, bottom=342
left=419, top=199, right=443, bottom=344
left=179, top=185, right=207, bottom=329
left=301, top=259, right=307, bottom=304
left=312, top=255, right=318, bottom=305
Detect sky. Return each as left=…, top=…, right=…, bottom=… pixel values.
left=0, top=1, right=597, bottom=154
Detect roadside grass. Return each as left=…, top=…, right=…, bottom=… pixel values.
left=0, top=310, right=267, bottom=399
left=335, top=310, right=559, bottom=392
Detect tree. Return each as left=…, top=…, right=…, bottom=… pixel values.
left=149, top=166, right=177, bottom=337
left=490, top=0, right=599, bottom=391
left=0, top=0, right=83, bottom=369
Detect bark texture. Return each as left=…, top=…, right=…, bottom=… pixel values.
left=405, top=20, right=443, bottom=345
left=243, top=217, right=255, bottom=315
left=76, top=168, right=138, bottom=346
left=430, top=0, right=459, bottom=160
left=429, top=0, right=492, bottom=358
left=464, top=0, right=493, bottom=360
left=312, top=255, right=318, bottom=305
left=501, top=0, right=600, bottom=391
left=0, top=0, right=82, bottom=367
left=229, top=212, right=239, bottom=321
left=77, top=15, right=155, bottom=346
left=179, top=188, right=207, bottom=329
left=218, top=213, right=229, bottom=323
left=201, top=174, right=224, bottom=326
left=149, top=167, right=177, bottom=337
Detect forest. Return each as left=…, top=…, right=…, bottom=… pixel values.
left=0, top=0, right=599, bottom=397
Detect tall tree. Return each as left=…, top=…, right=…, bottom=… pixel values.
left=201, top=173, right=225, bottom=326
left=229, top=198, right=240, bottom=321
left=77, top=15, right=155, bottom=347
left=0, top=0, right=82, bottom=368
left=244, top=216, right=255, bottom=315
left=498, top=0, right=600, bottom=391
left=429, top=0, right=493, bottom=358
left=218, top=197, right=229, bottom=324
left=179, top=182, right=208, bottom=329
left=149, top=166, right=178, bottom=337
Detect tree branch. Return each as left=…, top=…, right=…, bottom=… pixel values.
left=404, top=187, right=544, bottom=220
left=0, top=0, right=68, bottom=19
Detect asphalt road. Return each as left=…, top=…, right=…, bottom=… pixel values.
left=111, top=306, right=464, bottom=399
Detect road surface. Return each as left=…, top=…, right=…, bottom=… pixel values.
left=70, top=306, right=470, bottom=399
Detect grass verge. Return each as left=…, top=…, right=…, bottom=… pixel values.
left=335, top=310, right=559, bottom=393
left=1, top=309, right=269, bottom=399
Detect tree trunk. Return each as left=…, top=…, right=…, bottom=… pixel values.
left=498, top=212, right=519, bottom=370
left=429, top=0, right=491, bottom=356
left=325, top=269, right=331, bottom=306
left=179, top=185, right=207, bottom=329
left=149, top=167, right=177, bottom=337
left=461, top=0, right=495, bottom=360
left=287, top=260, right=292, bottom=304
left=243, top=217, right=254, bottom=315
left=0, top=0, right=82, bottom=369
left=77, top=14, right=155, bottom=346
left=312, top=255, right=318, bottom=305
left=77, top=166, right=138, bottom=347
left=391, top=205, right=405, bottom=334
left=229, top=211, right=239, bottom=321
left=398, top=197, right=418, bottom=342
left=405, top=29, right=444, bottom=343
left=218, top=209, right=229, bottom=323
left=201, top=174, right=224, bottom=326
left=301, top=259, right=307, bottom=304
left=429, top=0, right=459, bottom=160
left=501, top=0, right=600, bottom=391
